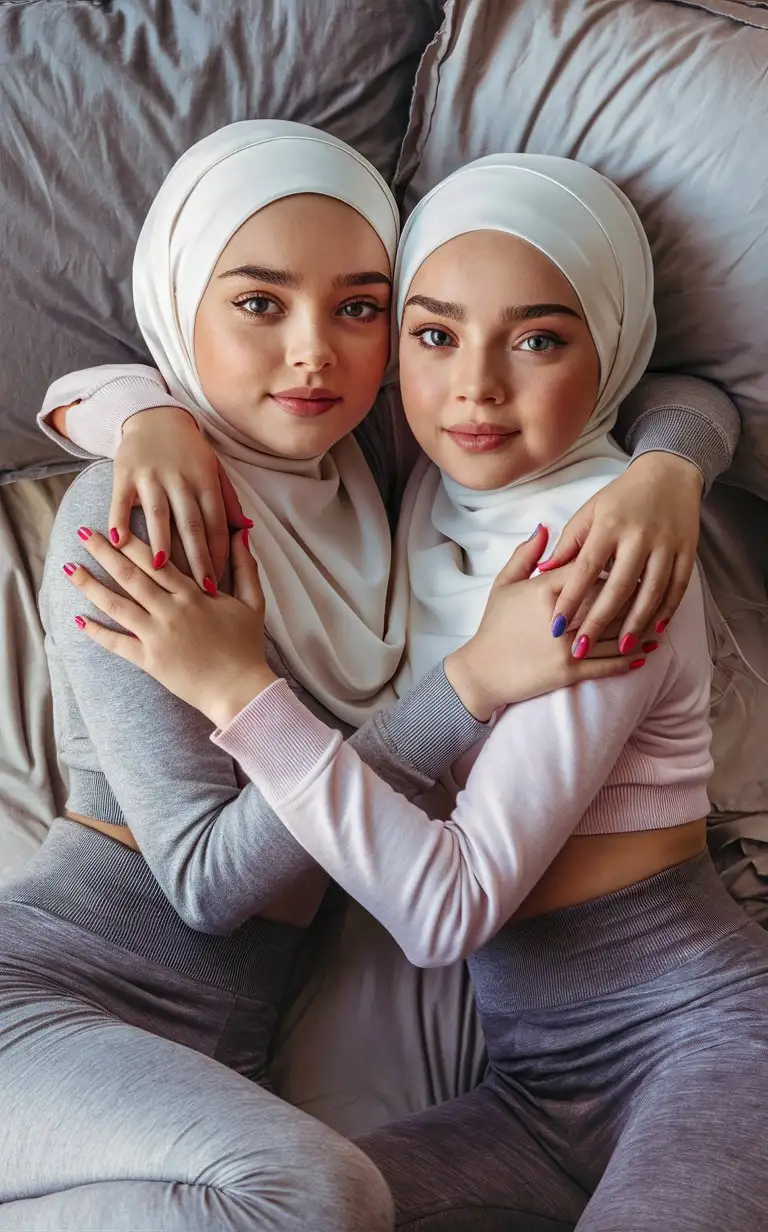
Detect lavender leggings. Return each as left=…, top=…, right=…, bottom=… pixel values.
left=360, top=853, right=768, bottom=1232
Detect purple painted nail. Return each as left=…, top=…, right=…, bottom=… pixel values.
left=551, top=613, right=568, bottom=639
left=526, top=523, right=543, bottom=542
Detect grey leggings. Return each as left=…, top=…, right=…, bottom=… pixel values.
left=0, top=903, right=393, bottom=1231
left=360, top=853, right=768, bottom=1232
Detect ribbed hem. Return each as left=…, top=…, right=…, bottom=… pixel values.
left=375, top=662, right=489, bottom=781
left=625, top=405, right=729, bottom=495
left=576, top=782, right=711, bottom=834
left=66, top=377, right=192, bottom=459
left=68, top=769, right=127, bottom=826
left=470, top=852, right=748, bottom=1012
left=212, top=678, right=340, bottom=802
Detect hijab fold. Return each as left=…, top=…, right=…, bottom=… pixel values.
left=133, top=120, right=406, bottom=726
left=393, top=154, right=657, bottom=695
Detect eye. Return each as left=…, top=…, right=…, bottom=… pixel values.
left=410, top=326, right=456, bottom=349
left=234, top=295, right=282, bottom=318
left=517, top=333, right=562, bottom=353
left=338, top=300, right=385, bottom=321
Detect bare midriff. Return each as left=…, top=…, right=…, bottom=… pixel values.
left=513, top=818, right=707, bottom=920
left=65, top=809, right=140, bottom=852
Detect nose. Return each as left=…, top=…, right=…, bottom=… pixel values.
left=454, top=341, right=505, bottom=406
left=285, top=307, right=337, bottom=373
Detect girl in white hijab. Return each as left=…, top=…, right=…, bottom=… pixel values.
left=78, top=153, right=768, bottom=1230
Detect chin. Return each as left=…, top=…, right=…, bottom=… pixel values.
left=434, top=440, right=532, bottom=492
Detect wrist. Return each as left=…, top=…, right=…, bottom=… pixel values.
left=630, top=449, right=704, bottom=496
left=121, top=405, right=199, bottom=438
left=204, top=666, right=279, bottom=730
left=443, top=647, right=496, bottom=723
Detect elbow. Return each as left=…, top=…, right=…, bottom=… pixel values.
left=171, top=891, right=246, bottom=937
left=401, top=931, right=474, bottom=970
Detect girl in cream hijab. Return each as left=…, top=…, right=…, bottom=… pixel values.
left=76, top=153, right=768, bottom=1230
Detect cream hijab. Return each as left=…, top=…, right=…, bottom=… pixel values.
left=393, top=154, right=657, bottom=693
left=133, top=120, right=406, bottom=726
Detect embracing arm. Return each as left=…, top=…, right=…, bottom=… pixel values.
left=211, top=579, right=710, bottom=966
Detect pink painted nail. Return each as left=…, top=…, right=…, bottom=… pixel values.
left=573, top=635, right=590, bottom=660
left=642, top=641, right=659, bottom=653
left=74, top=615, right=86, bottom=630
left=655, top=618, right=668, bottom=635
left=203, top=576, right=217, bottom=596
left=62, top=562, right=77, bottom=576
left=629, top=658, right=646, bottom=670
left=109, top=528, right=120, bottom=545
left=153, top=550, right=167, bottom=570
left=619, top=633, right=638, bottom=656
left=77, top=526, right=92, bottom=541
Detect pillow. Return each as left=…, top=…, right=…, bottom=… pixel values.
left=396, top=0, right=768, bottom=499
left=0, top=0, right=444, bottom=482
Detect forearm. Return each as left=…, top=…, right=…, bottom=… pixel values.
left=616, top=373, right=741, bottom=493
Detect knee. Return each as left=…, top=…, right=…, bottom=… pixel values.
left=303, top=1134, right=395, bottom=1232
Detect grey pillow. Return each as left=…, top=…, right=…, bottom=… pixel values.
left=0, top=0, right=443, bottom=482
left=396, top=0, right=768, bottom=499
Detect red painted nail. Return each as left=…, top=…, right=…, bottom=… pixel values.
left=241, top=528, right=250, bottom=549
left=153, top=550, right=167, bottom=570
left=203, top=576, right=217, bottom=596
left=62, top=562, right=77, bottom=576
left=243, top=517, right=254, bottom=528
left=619, top=633, right=638, bottom=656
left=77, top=526, right=92, bottom=541
left=655, top=619, right=668, bottom=635
left=537, top=559, right=557, bottom=572
left=629, top=658, right=646, bottom=670
left=109, top=528, right=120, bottom=545
left=573, top=635, right=590, bottom=660
left=74, top=615, right=86, bottom=629
left=642, top=641, right=659, bottom=653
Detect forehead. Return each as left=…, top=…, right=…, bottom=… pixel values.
left=408, top=230, right=581, bottom=311
left=214, top=193, right=390, bottom=273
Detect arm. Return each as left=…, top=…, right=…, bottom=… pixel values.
left=44, top=466, right=487, bottom=934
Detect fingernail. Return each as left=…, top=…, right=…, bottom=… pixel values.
left=203, top=576, right=217, bottom=596
left=655, top=619, right=668, bottom=635
left=241, top=528, right=250, bottom=548
left=153, top=551, right=167, bottom=570
left=74, top=615, right=86, bottom=630
left=109, top=528, right=120, bottom=545
left=642, top=641, right=659, bottom=653
left=538, top=560, right=556, bottom=572
left=243, top=517, right=254, bottom=528
left=62, top=562, right=77, bottom=576
left=77, top=526, right=92, bottom=541
left=619, top=633, right=638, bottom=656
left=572, top=635, right=590, bottom=660
left=526, top=523, right=543, bottom=542
left=629, top=658, right=646, bottom=670
left=551, top=613, right=568, bottom=638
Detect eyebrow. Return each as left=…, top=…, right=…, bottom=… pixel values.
left=217, top=266, right=391, bottom=291
left=332, top=271, right=392, bottom=289
left=404, top=294, right=465, bottom=320
left=404, top=295, right=582, bottom=324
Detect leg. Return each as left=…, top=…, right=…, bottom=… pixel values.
left=358, top=1084, right=585, bottom=1231
left=578, top=1047, right=768, bottom=1232
left=0, top=989, right=393, bottom=1231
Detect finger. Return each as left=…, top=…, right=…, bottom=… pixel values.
left=230, top=528, right=265, bottom=612
left=167, top=487, right=218, bottom=594
left=569, top=654, right=647, bottom=682
left=549, top=532, right=616, bottom=638
left=198, top=484, right=232, bottom=585
left=107, top=475, right=139, bottom=549
left=494, top=524, right=550, bottom=587
left=644, top=550, right=695, bottom=639
left=567, top=545, right=645, bottom=655
left=616, top=550, right=674, bottom=646
left=73, top=613, right=143, bottom=666
left=63, top=560, right=148, bottom=633
left=219, top=463, right=252, bottom=529
left=538, top=508, right=591, bottom=572
left=75, top=529, right=173, bottom=610
left=134, top=478, right=171, bottom=571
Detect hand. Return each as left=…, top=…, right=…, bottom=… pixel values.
left=111, top=407, right=251, bottom=591
left=443, top=526, right=649, bottom=722
left=538, top=452, right=703, bottom=654
left=64, top=526, right=277, bottom=728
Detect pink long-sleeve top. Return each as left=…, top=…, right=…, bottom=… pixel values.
left=211, top=571, right=713, bottom=969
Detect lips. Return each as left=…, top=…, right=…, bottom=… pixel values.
left=444, top=423, right=516, bottom=453
left=270, top=387, right=342, bottom=417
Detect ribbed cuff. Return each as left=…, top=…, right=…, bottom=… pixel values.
left=211, top=678, right=340, bottom=802
left=66, top=377, right=192, bottom=459
left=376, top=662, right=489, bottom=780
left=625, top=405, right=731, bottom=494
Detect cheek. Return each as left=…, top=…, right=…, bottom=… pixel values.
left=399, top=349, right=449, bottom=436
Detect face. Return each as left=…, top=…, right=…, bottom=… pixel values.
left=399, top=230, right=601, bottom=490
left=193, top=194, right=391, bottom=458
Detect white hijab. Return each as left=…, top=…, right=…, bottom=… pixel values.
left=393, top=154, right=657, bottom=694
left=133, top=120, right=406, bottom=726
